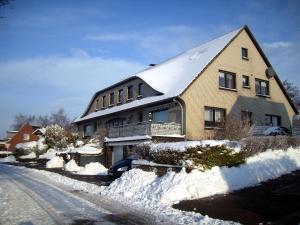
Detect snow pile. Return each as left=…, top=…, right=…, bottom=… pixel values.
left=263, top=126, right=285, bottom=136
left=39, top=148, right=58, bottom=159
left=15, top=141, right=37, bottom=150
left=37, top=137, right=48, bottom=151
left=0, top=156, right=17, bottom=162
left=149, top=140, right=241, bottom=152
left=46, top=156, right=64, bottom=168
left=0, top=151, right=12, bottom=155
left=19, top=152, right=36, bottom=159
left=77, top=162, right=108, bottom=175
left=104, top=148, right=300, bottom=205
left=64, top=159, right=81, bottom=172
left=75, top=140, right=84, bottom=147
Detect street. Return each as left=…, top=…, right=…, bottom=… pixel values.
left=0, top=164, right=128, bottom=225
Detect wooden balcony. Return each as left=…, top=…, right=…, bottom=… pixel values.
left=107, top=122, right=182, bottom=138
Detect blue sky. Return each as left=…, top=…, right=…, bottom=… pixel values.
left=0, top=0, right=299, bottom=138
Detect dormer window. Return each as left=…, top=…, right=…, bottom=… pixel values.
left=95, top=99, right=99, bottom=111
left=138, top=83, right=144, bottom=97
left=109, top=92, right=115, bottom=106
left=118, top=89, right=124, bottom=104
left=242, top=47, right=248, bottom=60
left=102, top=95, right=106, bottom=108
left=127, top=85, right=133, bottom=100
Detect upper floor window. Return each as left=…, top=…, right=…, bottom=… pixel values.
left=102, top=95, right=106, bottom=108
left=205, top=107, right=225, bottom=128
left=152, top=110, right=168, bottom=123
left=242, top=47, right=248, bottom=60
left=109, top=92, right=115, bottom=106
left=95, top=99, right=99, bottom=111
left=219, top=70, right=236, bottom=90
left=242, top=75, right=250, bottom=88
left=127, top=85, right=133, bottom=100
left=265, top=114, right=281, bottom=126
left=118, top=89, right=124, bottom=103
left=255, top=79, right=269, bottom=96
left=23, top=133, right=30, bottom=141
left=138, top=83, right=144, bottom=96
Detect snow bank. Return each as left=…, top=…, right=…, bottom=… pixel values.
left=19, top=152, right=36, bottom=159
left=149, top=140, right=241, bottom=152
left=39, top=148, right=58, bottom=159
left=16, top=141, right=37, bottom=150
left=0, top=156, right=17, bottom=162
left=77, top=162, right=107, bottom=175
left=64, top=159, right=81, bottom=172
left=104, top=148, right=300, bottom=205
left=0, top=151, right=13, bottom=155
left=75, top=140, right=84, bottom=147
left=46, top=156, right=64, bottom=168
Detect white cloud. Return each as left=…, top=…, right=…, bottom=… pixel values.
left=263, top=41, right=292, bottom=49
left=85, top=33, right=138, bottom=41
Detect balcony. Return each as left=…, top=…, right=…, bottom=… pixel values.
left=107, top=122, right=182, bottom=138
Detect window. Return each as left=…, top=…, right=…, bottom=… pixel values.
left=84, top=124, right=93, bottom=137
left=138, top=83, right=144, bottom=96
left=23, top=133, right=30, bottom=141
left=102, top=95, right=106, bottom=108
left=138, top=112, right=143, bottom=123
left=255, top=79, right=269, bottom=96
left=118, top=89, right=124, bottom=103
left=152, top=110, right=168, bottom=123
left=127, top=85, right=133, bottom=100
left=204, top=107, right=226, bottom=128
left=219, top=71, right=236, bottom=89
left=265, top=114, right=281, bottom=126
left=242, top=47, right=248, bottom=60
left=242, top=75, right=250, bottom=88
left=241, top=111, right=252, bottom=125
left=105, top=118, right=125, bottom=128
left=109, top=92, right=115, bottom=106
left=95, top=99, right=99, bottom=111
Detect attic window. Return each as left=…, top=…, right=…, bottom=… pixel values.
left=242, top=75, right=250, bottom=88
left=242, top=47, right=248, bottom=60
left=118, top=89, right=124, bottom=103
left=102, top=95, right=106, bottom=108
left=127, top=85, right=133, bottom=100
left=109, top=92, right=115, bottom=106
left=23, top=133, right=30, bottom=141
left=138, top=83, right=144, bottom=97
left=95, top=99, right=99, bottom=111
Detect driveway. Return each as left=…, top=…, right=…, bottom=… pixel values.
left=173, top=170, right=300, bottom=225
left=0, top=164, right=131, bottom=225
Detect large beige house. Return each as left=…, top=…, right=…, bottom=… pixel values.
left=74, top=25, right=297, bottom=166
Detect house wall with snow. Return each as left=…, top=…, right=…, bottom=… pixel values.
left=181, top=29, right=296, bottom=139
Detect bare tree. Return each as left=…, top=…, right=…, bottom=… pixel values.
left=50, top=108, right=71, bottom=128
left=283, top=80, right=300, bottom=110
left=12, top=114, right=36, bottom=130
left=36, top=115, right=52, bottom=127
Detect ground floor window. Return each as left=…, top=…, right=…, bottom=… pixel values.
left=204, top=107, right=226, bottom=128
left=83, top=124, right=93, bottom=137
left=265, top=114, right=281, bottom=126
left=241, top=111, right=252, bottom=126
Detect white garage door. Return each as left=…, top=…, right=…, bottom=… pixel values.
left=112, top=146, right=123, bottom=164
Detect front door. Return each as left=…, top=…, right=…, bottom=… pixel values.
left=112, top=146, right=123, bottom=164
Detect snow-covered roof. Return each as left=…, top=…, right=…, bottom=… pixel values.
left=75, top=26, right=243, bottom=123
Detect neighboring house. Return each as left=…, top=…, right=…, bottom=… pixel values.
left=0, top=139, right=7, bottom=151
left=6, top=123, right=40, bottom=151
left=74, top=25, right=298, bottom=167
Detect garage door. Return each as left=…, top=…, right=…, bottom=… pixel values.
left=112, top=146, right=123, bottom=164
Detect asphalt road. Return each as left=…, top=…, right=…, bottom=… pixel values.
left=0, top=164, right=125, bottom=225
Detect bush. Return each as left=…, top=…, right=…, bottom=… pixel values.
left=151, top=150, right=184, bottom=165
left=44, top=124, right=68, bottom=149
left=133, top=143, right=151, bottom=160
left=242, top=136, right=300, bottom=157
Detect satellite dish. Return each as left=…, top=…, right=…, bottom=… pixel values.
left=266, top=67, right=276, bottom=78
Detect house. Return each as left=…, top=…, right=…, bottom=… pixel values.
left=74, top=25, right=297, bottom=167
left=0, top=139, right=7, bottom=151
left=6, top=123, right=40, bottom=151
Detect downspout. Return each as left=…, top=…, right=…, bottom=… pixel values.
left=173, top=97, right=186, bottom=140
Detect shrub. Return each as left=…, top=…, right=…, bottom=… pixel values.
left=133, top=143, right=152, bottom=160
left=151, top=150, right=184, bottom=165
left=242, top=136, right=300, bottom=157
left=44, top=124, right=68, bottom=149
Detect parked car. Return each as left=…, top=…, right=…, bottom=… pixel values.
left=108, top=158, right=133, bottom=177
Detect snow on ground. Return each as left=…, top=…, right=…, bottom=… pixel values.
left=149, top=140, right=241, bottom=152
left=64, top=159, right=81, bottom=172
left=0, top=151, right=13, bottom=155
left=46, top=156, right=64, bottom=168
left=39, top=148, right=58, bottom=159
left=15, top=141, right=37, bottom=150
left=0, top=156, right=17, bottom=162
left=19, top=152, right=36, bottom=159
left=78, top=162, right=108, bottom=175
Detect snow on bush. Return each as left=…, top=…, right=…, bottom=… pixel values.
left=46, top=156, right=64, bottom=168
left=19, top=152, right=36, bottom=159
left=0, top=155, right=17, bottom=162
left=77, top=162, right=107, bottom=175
left=45, top=124, right=68, bottom=149
left=16, top=141, right=37, bottom=151
left=104, top=147, right=300, bottom=205
left=37, top=137, right=48, bottom=152
left=64, top=159, right=81, bottom=172
left=263, top=126, right=286, bottom=136
left=75, top=140, right=84, bottom=147
left=39, top=148, right=58, bottom=159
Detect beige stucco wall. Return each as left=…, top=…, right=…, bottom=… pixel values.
left=181, top=29, right=295, bottom=140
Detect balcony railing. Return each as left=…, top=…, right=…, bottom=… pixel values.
left=107, top=122, right=182, bottom=138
